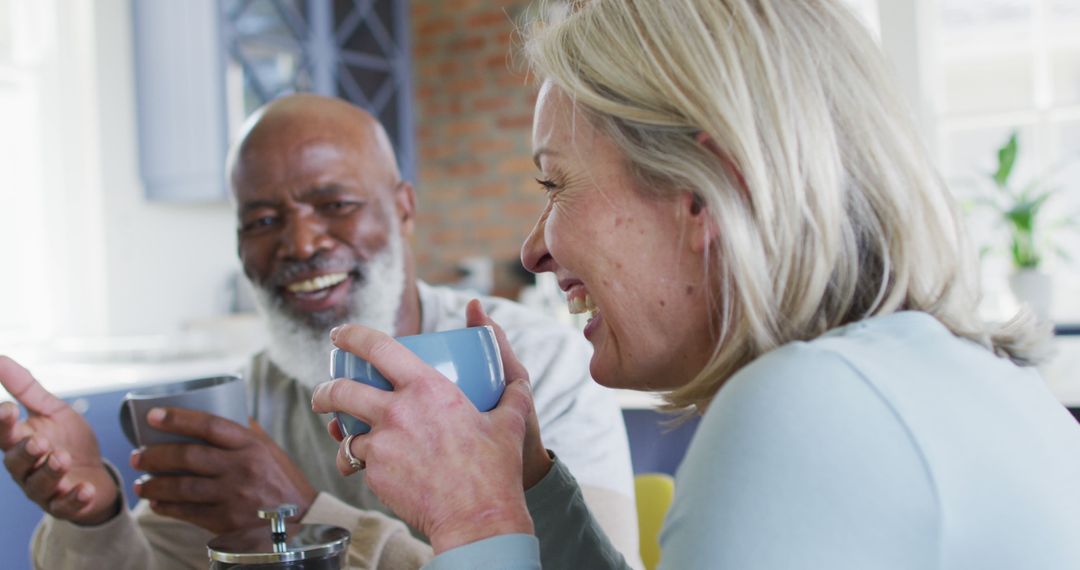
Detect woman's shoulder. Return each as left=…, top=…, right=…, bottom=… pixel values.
left=696, top=310, right=995, bottom=478
left=729, top=311, right=988, bottom=397
left=669, top=315, right=946, bottom=568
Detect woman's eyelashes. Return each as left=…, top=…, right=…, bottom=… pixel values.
left=535, top=177, right=560, bottom=193
left=536, top=169, right=574, bottom=198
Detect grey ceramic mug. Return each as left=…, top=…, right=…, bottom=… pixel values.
left=118, top=375, right=249, bottom=447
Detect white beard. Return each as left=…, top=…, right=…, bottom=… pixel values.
left=248, top=231, right=406, bottom=390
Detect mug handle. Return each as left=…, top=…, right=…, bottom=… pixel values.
left=118, top=399, right=138, bottom=447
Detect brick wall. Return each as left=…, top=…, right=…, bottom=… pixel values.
left=410, top=0, right=542, bottom=298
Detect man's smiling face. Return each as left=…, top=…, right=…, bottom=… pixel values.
left=231, top=101, right=409, bottom=332
left=228, top=95, right=417, bottom=387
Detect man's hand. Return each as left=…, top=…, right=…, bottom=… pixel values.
left=131, top=407, right=317, bottom=535
left=0, top=356, right=119, bottom=526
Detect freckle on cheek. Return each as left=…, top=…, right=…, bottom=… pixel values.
left=686, top=285, right=694, bottom=295
left=660, top=300, right=666, bottom=307
left=616, top=262, right=623, bottom=269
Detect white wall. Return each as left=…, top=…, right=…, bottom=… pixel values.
left=92, top=0, right=238, bottom=336
left=0, top=0, right=239, bottom=341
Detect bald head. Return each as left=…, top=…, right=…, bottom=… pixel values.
left=228, top=94, right=401, bottom=196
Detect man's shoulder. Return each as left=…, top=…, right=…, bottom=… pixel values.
left=241, top=350, right=297, bottom=390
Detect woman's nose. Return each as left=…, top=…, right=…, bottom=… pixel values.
left=521, top=208, right=555, bottom=274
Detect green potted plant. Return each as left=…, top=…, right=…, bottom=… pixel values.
left=973, top=131, right=1076, bottom=321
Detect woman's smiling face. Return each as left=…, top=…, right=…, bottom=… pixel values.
left=521, top=82, right=717, bottom=390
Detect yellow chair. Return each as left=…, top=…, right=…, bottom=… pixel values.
left=635, top=473, right=675, bottom=570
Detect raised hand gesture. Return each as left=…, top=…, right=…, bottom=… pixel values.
left=0, top=356, right=119, bottom=525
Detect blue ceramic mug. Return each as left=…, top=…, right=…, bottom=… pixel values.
left=330, top=325, right=506, bottom=436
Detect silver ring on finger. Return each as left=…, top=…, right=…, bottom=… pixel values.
left=343, top=433, right=366, bottom=471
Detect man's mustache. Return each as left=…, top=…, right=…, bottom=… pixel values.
left=266, top=253, right=361, bottom=289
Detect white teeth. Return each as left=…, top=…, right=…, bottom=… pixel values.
left=286, top=273, right=348, bottom=293
left=568, top=293, right=598, bottom=315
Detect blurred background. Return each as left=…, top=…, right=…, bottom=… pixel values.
left=0, top=0, right=1078, bottom=564
left=0, top=0, right=1077, bottom=451
left=0, top=0, right=1078, bottom=360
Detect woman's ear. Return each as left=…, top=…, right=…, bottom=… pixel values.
left=682, top=131, right=745, bottom=254
left=681, top=191, right=716, bottom=254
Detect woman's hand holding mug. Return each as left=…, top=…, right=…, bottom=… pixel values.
left=311, top=301, right=553, bottom=553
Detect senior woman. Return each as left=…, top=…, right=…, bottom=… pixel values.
left=313, top=0, right=1080, bottom=567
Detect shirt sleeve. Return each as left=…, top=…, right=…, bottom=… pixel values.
left=31, top=463, right=210, bottom=570
left=422, top=535, right=540, bottom=570
left=32, top=506, right=157, bottom=570
left=422, top=457, right=633, bottom=570
left=303, top=491, right=434, bottom=569
left=511, top=325, right=641, bottom=566
left=658, top=343, right=939, bottom=570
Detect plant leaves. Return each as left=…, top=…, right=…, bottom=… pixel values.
left=993, top=131, right=1018, bottom=188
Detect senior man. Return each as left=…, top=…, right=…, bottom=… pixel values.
left=0, top=94, right=640, bottom=569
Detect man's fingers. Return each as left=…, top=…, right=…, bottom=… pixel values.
left=311, top=378, right=392, bottom=422
left=146, top=407, right=250, bottom=450
left=0, top=401, right=33, bottom=450
left=135, top=474, right=220, bottom=504
left=330, top=325, right=438, bottom=390
left=133, top=443, right=221, bottom=476
left=465, top=300, right=531, bottom=385
left=0, top=401, right=17, bottom=425
left=0, top=356, right=67, bottom=417
left=248, top=418, right=271, bottom=439
left=23, top=451, right=72, bottom=503
left=4, top=436, right=50, bottom=482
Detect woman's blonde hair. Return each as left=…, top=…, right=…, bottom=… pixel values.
left=523, top=0, right=1050, bottom=412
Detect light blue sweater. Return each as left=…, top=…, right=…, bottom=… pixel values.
left=427, top=312, right=1080, bottom=569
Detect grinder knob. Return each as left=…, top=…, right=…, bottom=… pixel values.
left=258, top=504, right=298, bottom=551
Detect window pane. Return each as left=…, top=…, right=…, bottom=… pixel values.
left=941, top=0, right=1032, bottom=33
left=1049, top=0, right=1080, bottom=20
left=1048, top=0, right=1080, bottom=107
left=0, top=1, right=11, bottom=64
left=1050, top=46, right=1080, bottom=106
left=939, top=0, right=1036, bottom=114
left=939, top=0, right=1032, bottom=61
left=942, top=52, right=1036, bottom=114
